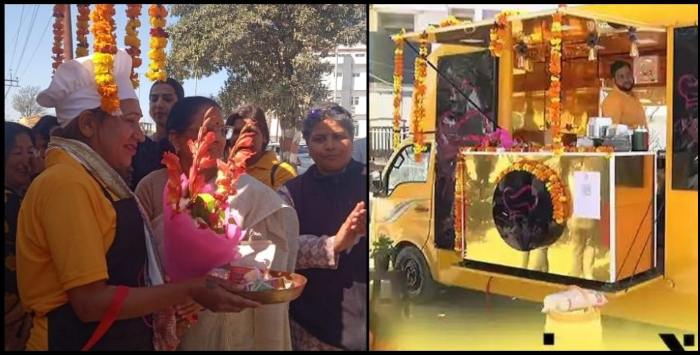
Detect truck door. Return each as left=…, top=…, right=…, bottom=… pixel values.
left=373, top=144, right=433, bottom=249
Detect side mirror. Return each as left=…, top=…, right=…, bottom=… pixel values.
left=370, top=171, right=384, bottom=195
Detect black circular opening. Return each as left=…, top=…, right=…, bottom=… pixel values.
left=492, top=170, right=565, bottom=251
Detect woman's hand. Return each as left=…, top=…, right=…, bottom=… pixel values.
left=188, top=276, right=261, bottom=313
left=334, top=201, right=367, bottom=253
left=175, top=301, right=203, bottom=321
left=174, top=302, right=203, bottom=337
left=349, top=201, right=367, bottom=237
left=174, top=301, right=202, bottom=334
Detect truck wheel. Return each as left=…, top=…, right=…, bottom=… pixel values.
left=394, top=246, right=438, bottom=303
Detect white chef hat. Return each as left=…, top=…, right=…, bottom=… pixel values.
left=37, top=49, right=138, bottom=128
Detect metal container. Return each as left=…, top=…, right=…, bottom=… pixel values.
left=632, top=127, right=649, bottom=151
left=209, top=266, right=307, bottom=304
left=238, top=271, right=307, bottom=304
left=588, top=122, right=597, bottom=137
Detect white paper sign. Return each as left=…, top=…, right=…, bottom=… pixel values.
left=573, top=171, right=601, bottom=220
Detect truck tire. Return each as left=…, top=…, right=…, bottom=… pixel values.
left=394, top=246, right=438, bottom=303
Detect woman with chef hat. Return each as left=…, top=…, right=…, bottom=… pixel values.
left=15, top=49, right=260, bottom=351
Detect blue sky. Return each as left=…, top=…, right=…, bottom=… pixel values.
left=4, top=4, right=227, bottom=124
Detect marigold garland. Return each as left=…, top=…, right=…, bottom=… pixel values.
left=412, top=31, right=429, bottom=162
left=495, top=160, right=570, bottom=225
left=145, top=4, right=169, bottom=82
left=75, top=5, right=90, bottom=58
left=90, top=4, right=120, bottom=114
left=392, top=30, right=405, bottom=151
left=51, top=5, right=66, bottom=73
left=548, top=12, right=563, bottom=145
left=454, top=157, right=466, bottom=252
left=125, top=4, right=142, bottom=88
left=462, top=144, right=614, bottom=155
left=439, top=16, right=462, bottom=28
left=489, top=11, right=520, bottom=58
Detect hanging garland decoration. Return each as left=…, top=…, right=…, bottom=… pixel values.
left=75, top=5, right=90, bottom=58
left=412, top=31, right=429, bottom=162
left=125, top=4, right=143, bottom=88
left=51, top=5, right=66, bottom=73
left=439, top=16, right=462, bottom=28
left=392, top=29, right=405, bottom=150
left=90, top=4, right=120, bottom=115
left=454, top=157, right=466, bottom=252
left=548, top=12, right=563, bottom=146
left=495, top=160, right=570, bottom=225
left=145, top=4, right=169, bottom=82
left=489, top=11, right=520, bottom=58
left=462, top=143, right=614, bottom=155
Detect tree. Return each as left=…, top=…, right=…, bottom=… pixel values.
left=168, top=4, right=366, bottom=160
left=12, top=85, right=46, bottom=119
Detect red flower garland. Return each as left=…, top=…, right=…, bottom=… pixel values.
left=125, top=4, right=142, bottom=88
left=51, top=5, right=66, bottom=73
left=75, top=5, right=90, bottom=58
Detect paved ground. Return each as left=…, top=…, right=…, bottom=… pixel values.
left=369, top=273, right=697, bottom=351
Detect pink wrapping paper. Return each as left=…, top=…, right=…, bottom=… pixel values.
left=162, top=174, right=244, bottom=282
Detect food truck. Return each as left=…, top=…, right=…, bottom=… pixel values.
left=370, top=4, right=697, bottom=332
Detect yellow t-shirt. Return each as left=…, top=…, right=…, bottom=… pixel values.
left=247, top=150, right=297, bottom=190
left=601, top=87, right=648, bottom=129
left=16, top=148, right=117, bottom=350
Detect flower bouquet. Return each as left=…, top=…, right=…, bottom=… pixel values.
left=160, top=111, right=257, bottom=282
left=153, top=114, right=258, bottom=350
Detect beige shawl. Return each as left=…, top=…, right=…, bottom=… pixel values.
left=47, top=137, right=165, bottom=286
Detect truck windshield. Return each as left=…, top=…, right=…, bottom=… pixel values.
left=387, top=144, right=430, bottom=193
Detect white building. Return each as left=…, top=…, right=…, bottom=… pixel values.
left=321, top=44, right=367, bottom=139
left=266, top=44, right=367, bottom=144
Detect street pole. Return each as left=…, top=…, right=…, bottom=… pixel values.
left=63, top=4, right=73, bottom=61
left=334, top=45, right=338, bottom=103
left=5, top=69, right=20, bottom=99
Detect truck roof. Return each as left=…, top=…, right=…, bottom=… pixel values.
left=395, top=7, right=668, bottom=45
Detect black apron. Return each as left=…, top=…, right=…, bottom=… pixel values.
left=46, top=170, right=153, bottom=350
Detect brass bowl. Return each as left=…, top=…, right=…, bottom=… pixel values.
left=212, top=267, right=307, bottom=304
left=239, top=271, right=307, bottom=304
